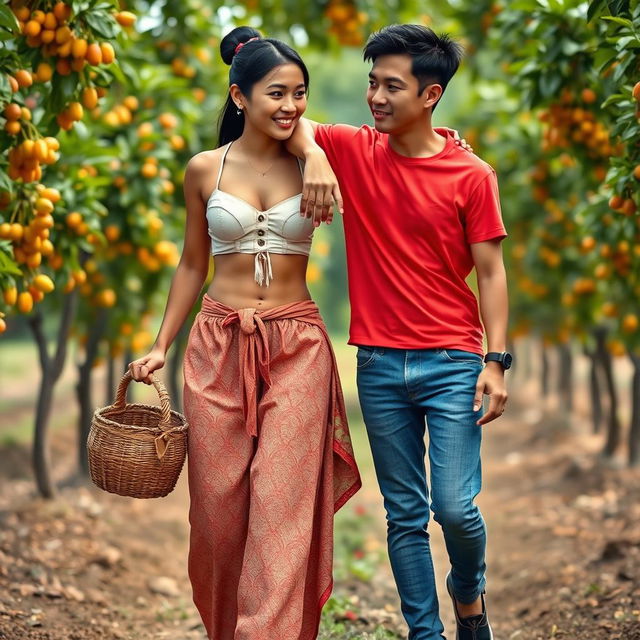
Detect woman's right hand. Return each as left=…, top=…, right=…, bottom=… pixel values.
left=128, top=348, right=166, bottom=385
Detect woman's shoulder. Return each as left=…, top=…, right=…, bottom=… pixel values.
left=186, top=147, right=226, bottom=174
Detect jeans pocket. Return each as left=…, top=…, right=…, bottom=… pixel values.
left=441, top=349, right=483, bottom=364
left=356, top=346, right=380, bottom=369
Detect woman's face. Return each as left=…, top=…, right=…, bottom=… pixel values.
left=232, top=63, right=307, bottom=140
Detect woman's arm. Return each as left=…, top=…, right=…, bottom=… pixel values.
left=129, top=153, right=213, bottom=383
left=286, top=118, right=342, bottom=225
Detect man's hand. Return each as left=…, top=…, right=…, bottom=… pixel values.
left=473, top=363, right=507, bottom=425
left=300, top=149, right=343, bottom=226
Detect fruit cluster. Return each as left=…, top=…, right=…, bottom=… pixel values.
left=325, top=0, right=367, bottom=46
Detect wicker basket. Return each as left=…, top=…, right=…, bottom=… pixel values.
left=87, top=371, right=188, bottom=499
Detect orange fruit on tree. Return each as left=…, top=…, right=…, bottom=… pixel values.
left=115, top=11, right=137, bottom=27
left=35, top=62, right=53, bottom=82
left=41, top=29, right=56, bottom=44
left=82, top=86, right=98, bottom=109
left=35, top=197, right=54, bottom=215
left=4, top=103, right=21, bottom=120
left=68, top=101, right=84, bottom=121
left=53, top=2, right=71, bottom=22
left=0, top=317, right=5, bottom=333
left=158, top=112, right=178, bottom=129
left=56, top=58, right=72, bottom=76
left=33, top=274, right=55, bottom=293
left=141, top=163, right=158, bottom=178
left=85, top=43, right=102, bottom=65
left=44, top=12, right=57, bottom=30
left=17, top=291, right=34, bottom=313
left=633, top=82, right=640, bottom=102
left=3, top=286, right=17, bottom=306
left=100, top=42, right=115, bottom=64
left=608, top=194, right=623, bottom=210
left=633, top=165, right=640, bottom=180
left=15, top=69, right=33, bottom=87
left=622, top=313, right=639, bottom=333
left=621, top=198, right=637, bottom=216
left=24, top=20, right=42, bottom=37
left=5, top=121, right=20, bottom=135
left=72, top=37, right=87, bottom=58
left=123, top=96, right=139, bottom=111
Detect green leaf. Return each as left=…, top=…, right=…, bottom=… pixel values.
left=84, top=11, right=118, bottom=39
left=601, top=16, right=633, bottom=28
left=0, top=4, right=20, bottom=33
left=0, top=249, right=22, bottom=277
left=588, top=0, right=608, bottom=22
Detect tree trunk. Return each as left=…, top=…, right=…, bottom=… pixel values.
left=541, top=340, right=550, bottom=399
left=28, top=292, right=78, bottom=498
left=557, top=342, right=573, bottom=414
left=106, top=354, right=115, bottom=406
left=77, top=308, right=109, bottom=476
left=585, top=347, right=603, bottom=434
left=594, top=327, right=621, bottom=459
left=628, top=353, right=640, bottom=467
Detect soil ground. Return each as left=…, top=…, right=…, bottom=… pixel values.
left=1, top=341, right=639, bottom=640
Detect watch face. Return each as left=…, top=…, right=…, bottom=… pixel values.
left=503, top=352, right=513, bottom=369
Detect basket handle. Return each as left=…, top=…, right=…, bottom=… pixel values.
left=112, top=370, right=173, bottom=432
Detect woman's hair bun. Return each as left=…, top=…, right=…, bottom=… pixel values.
left=220, top=26, right=262, bottom=65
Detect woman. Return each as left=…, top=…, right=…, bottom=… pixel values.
left=128, top=26, right=361, bottom=640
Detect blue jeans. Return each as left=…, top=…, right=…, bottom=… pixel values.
left=356, top=346, right=487, bottom=640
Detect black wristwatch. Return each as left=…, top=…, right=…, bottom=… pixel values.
left=483, top=351, right=513, bottom=370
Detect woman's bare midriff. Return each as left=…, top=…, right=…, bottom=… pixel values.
left=206, top=253, right=312, bottom=310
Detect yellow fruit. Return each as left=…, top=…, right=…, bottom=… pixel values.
left=17, top=291, right=34, bottom=313
left=68, top=101, right=84, bottom=121
left=623, top=314, right=639, bottom=333
left=33, top=274, right=55, bottom=293
left=96, top=288, right=116, bottom=307
left=85, top=43, right=102, bottom=65
left=104, top=225, right=120, bottom=241
left=0, top=317, right=5, bottom=333
left=170, top=134, right=185, bottom=150
left=123, top=96, right=139, bottom=111
left=141, top=163, right=158, bottom=178
left=66, top=211, right=82, bottom=228
left=35, top=197, right=54, bottom=215
left=4, top=103, right=21, bottom=120
left=24, top=20, right=42, bottom=37
left=5, top=121, right=20, bottom=135
left=81, top=86, right=98, bottom=109
left=158, top=112, right=178, bottom=129
left=71, top=37, right=87, bottom=58
left=44, top=12, right=57, bottom=30
left=15, top=69, right=33, bottom=87
left=633, top=81, right=640, bottom=102
left=3, top=286, right=17, bottom=305
left=35, top=62, right=53, bottom=83
left=137, top=122, right=153, bottom=137
left=100, top=42, right=115, bottom=64
left=115, top=11, right=137, bottom=27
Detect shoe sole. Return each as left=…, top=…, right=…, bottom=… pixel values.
left=445, top=571, right=494, bottom=640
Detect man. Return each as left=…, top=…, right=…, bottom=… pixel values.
left=287, top=24, right=509, bottom=640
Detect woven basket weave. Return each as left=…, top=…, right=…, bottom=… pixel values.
left=87, top=371, right=188, bottom=499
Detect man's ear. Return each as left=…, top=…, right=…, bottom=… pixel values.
left=423, top=83, right=443, bottom=110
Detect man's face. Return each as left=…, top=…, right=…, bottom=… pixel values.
left=366, top=54, right=441, bottom=134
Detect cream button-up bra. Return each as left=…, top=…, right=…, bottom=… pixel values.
left=206, top=142, right=315, bottom=286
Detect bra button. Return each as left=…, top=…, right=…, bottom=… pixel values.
left=257, top=214, right=265, bottom=222
left=257, top=239, right=265, bottom=246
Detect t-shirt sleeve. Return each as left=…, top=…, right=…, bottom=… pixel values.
left=314, top=123, right=362, bottom=173
left=462, top=169, right=507, bottom=244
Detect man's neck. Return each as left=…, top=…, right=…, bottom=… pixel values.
left=388, top=119, right=448, bottom=158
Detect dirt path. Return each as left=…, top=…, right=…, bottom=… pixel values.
left=1, top=355, right=639, bottom=639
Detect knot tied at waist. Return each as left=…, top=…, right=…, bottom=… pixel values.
left=200, top=294, right=325, bottom=438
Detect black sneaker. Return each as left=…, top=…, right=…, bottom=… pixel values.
left=445, top=571, right=494, bottom=640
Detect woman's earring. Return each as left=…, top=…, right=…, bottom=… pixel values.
left=236, top=105, right=242, bottom=115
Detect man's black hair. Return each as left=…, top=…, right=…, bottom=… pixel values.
left=363, top=24, right=464, bottom=111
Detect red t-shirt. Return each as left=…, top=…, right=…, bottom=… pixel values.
left=314, top=124, right=507, bottom=354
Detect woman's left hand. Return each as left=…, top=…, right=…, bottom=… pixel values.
left=300, top=149, right=343, bottom=227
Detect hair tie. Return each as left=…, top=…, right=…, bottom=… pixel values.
left=234, top=37, right=260, bottom=57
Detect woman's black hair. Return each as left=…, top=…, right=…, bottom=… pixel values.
left=217, top=26, right=310, bottom=146
left=363, top=24, right=464, bottom=113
